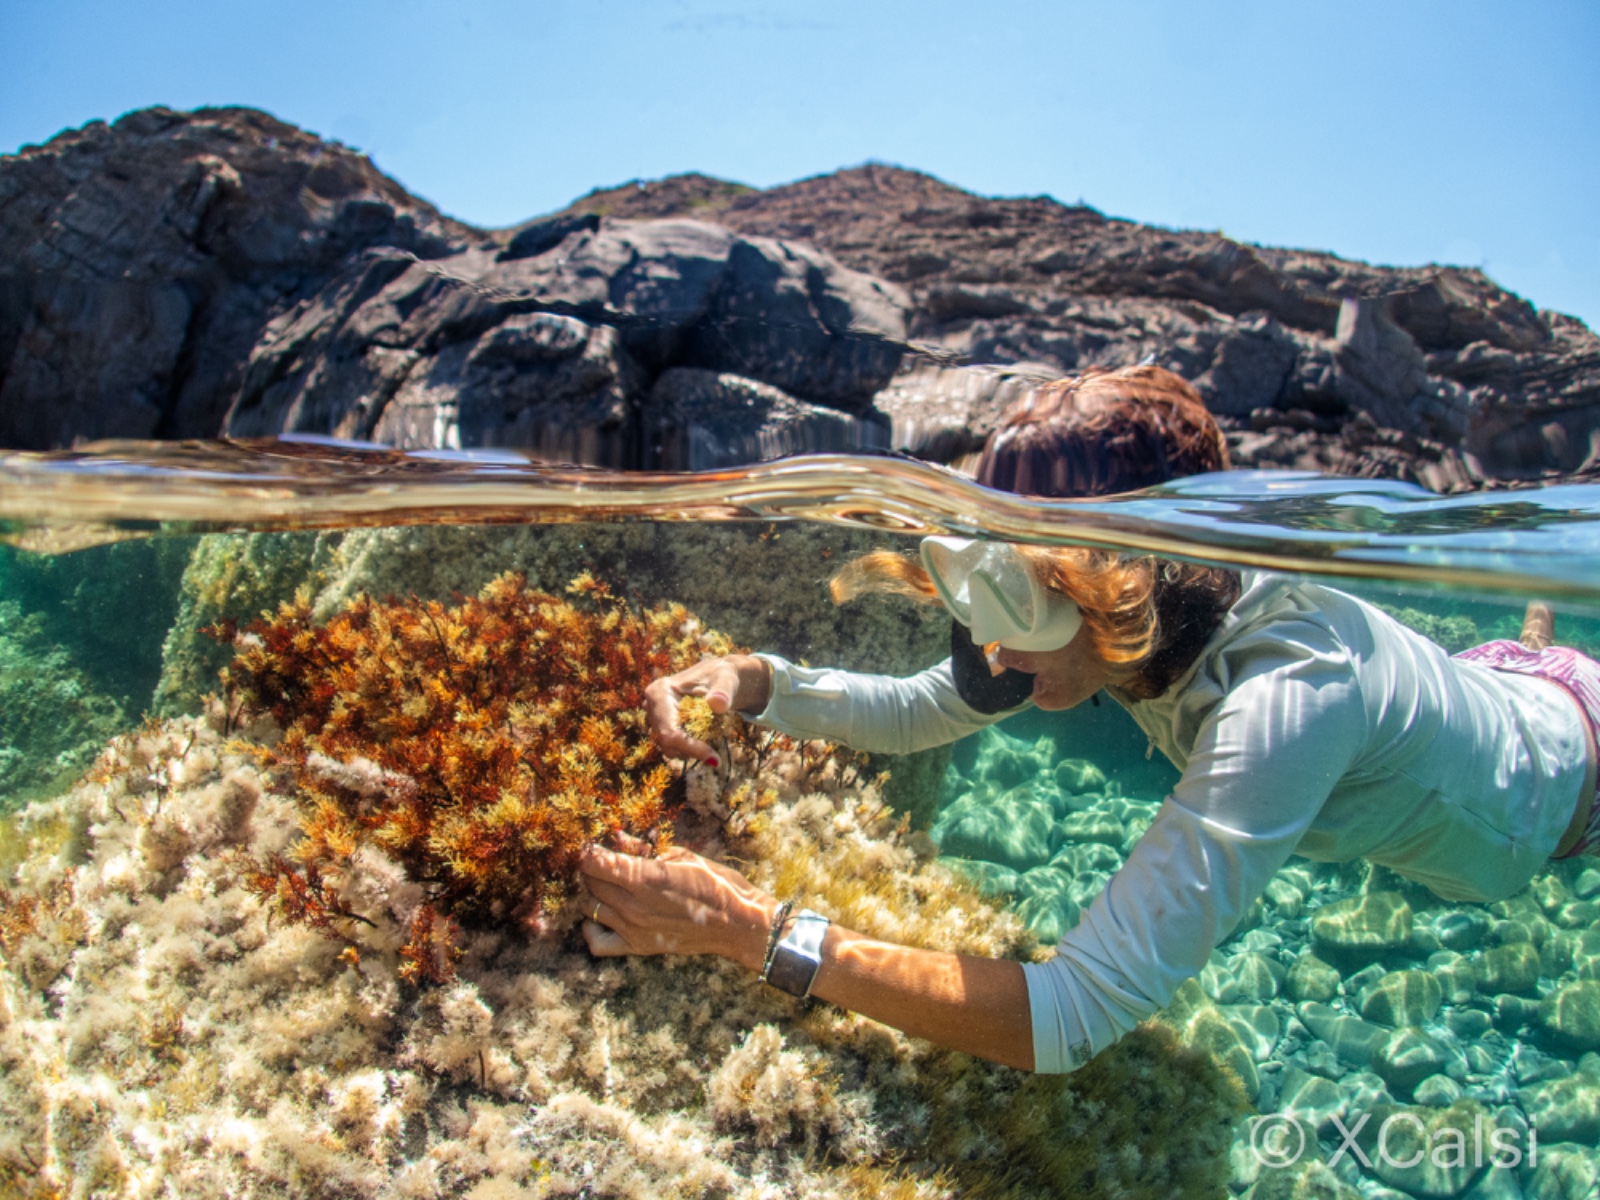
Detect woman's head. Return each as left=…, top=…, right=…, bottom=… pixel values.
left=832, top=365, right=1240, bottom=703
left=832, top=543, right=1225, bottom=702
left=975, top=365, right=1230, bottom=499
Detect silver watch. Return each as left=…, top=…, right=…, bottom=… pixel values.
left=764, top=908, right=831, bottom=998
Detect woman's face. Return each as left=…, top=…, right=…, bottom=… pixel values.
left=992, top=624, right=1133, bottom=711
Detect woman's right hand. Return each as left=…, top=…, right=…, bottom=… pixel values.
left=644, top=654, right=773, bottom=765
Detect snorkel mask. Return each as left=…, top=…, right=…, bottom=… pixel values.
left=919, top=537, right=1084, bottom=713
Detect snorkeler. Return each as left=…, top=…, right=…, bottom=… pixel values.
left=576, top=366, right=1600, bottom=1074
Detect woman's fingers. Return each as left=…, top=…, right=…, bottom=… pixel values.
left=643, top=674, right=717, bottom=763
left=583, top=922, right=632, bottom=957
left=642, top=657, right=748, bottom=764
left=582, top=874, right=635, bottom=916
left=605, top=829, right=654, bottom=856
left=579, top=843, right=654, bottom=887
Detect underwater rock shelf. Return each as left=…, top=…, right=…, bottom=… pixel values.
left=7, top=534, right=1600, bottom=1197
left=0, top=577, right=1244, bottom=1199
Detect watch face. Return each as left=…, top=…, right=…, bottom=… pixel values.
left=766, top=911, right=830, bottom=997
left=764, top=943, right=820, bottom=997
left=949, top=619, right=1035, bottom=714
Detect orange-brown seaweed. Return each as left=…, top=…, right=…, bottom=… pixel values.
left=212, top=571, right=727, bottom=982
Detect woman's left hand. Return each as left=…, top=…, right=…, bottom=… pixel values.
left=577, top=833, right=777, bottom=972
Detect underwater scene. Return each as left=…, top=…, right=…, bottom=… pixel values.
left=8, top=443, right=1600, bottom=1200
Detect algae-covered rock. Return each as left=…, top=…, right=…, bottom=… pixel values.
left=1011, top=865, right=1081, bottom=943
left=1358, top=969, right=1444, bottom=1027
left=1053, top=758, right=1107, bottom=796
left=154, top=530, right=335, bottom=712
left=1530, top=873, right=1572, bottom=914
left=1054, top=809, right=1124, bottom=846
left=0, top=537, right=193, bottom=711
left=1244, top=1161, right=1364, bottom=1200
left=1219, top=1003, right=1282, bottom=1062
left=1310, top=891, right=1413, bottom=955
left=945, top=858, right=1020, bottom=898
left=960, top=724, right=1060, bottom=792
left=1444, top=1008, right=1492, bottom=1041
left=1569, top=927, right=1600, bottom=980
left=1475, top=942, right=1542, bottom=994
left=1185, top=1006, right=1261, bottom=1101
left=1494, top=993, right=1540, bottom=1033
left=0, top=702, right=1250, bottom=1200
left=1539, top=980, right=1600, bottom=1053
left=1355, top=1101, right=1489, bottom=1198
left=932, top=788, right=1060, bottom=870
left=1518, top=1070, right=1600, bottom=1143
left=1369, top=1027, right=1464, bottom=1095
left=1553, top=899, right=1600, bottom=930
left=1429, top=950, right=1479, bottom=1004
left=1433, top=909, right=1491, bottom=953
left=1049, top=840, right=1123, bottom=876
left=1263, top=876, right=1306, bottom=917
left=1275, top=1065, right=1347, bottom=1133
left=1298, top=1002, right=1388, bottom=1069
left=1285, top=952, right=1341, bottom=1003
left=0, top=600, right=128, bottom=810
left=1412, top=1073, right=1463, bottom=1108
left=1524, top=1144, right=1599, bottom=1200
left=1229, top=951, right=1284, bottom=1003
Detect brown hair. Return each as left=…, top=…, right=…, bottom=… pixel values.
left=834, top=366, right=1241, bottom=699
left=830, top=548, right=1236, bottom=699
left=831, top=547, right=1158, bottom=670
left=975, top=365, right=1231, bottom=497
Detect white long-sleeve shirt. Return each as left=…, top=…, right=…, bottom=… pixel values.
left=751, top=572, right=1590, bottom=1073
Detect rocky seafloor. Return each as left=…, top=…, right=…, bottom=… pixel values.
left=6, top=529, right=1600, bottom=1198
left=938, top=713, right=1600, bottom=1200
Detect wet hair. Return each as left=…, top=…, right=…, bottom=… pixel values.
left=832, top=546, right=1156, bottom=668
left=975, top=365, right=1231, bottom=496
left=833, top=365, right=1241, bottom=700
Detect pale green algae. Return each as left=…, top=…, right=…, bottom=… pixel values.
left=0, top=538, right=191, bottom=811
left=0, top=599, right=126, bottom=809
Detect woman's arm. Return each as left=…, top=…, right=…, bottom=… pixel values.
left=645, top=651, right=1016, bottom=763
left=1028, top=646, right=1367, bottom=1070
left=578, top=841, right=1034, bottom=1070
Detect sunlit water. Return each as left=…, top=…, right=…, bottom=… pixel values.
left=7, top=438, right=1600, bottom=1198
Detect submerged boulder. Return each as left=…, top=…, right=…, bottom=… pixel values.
left=1310, top=890, right=1413, bottom=956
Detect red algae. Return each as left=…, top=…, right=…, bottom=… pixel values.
left=212, top=571, right=726, bottom=982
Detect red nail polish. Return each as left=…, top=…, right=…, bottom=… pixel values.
left=704, top=756, right=720, bottom=768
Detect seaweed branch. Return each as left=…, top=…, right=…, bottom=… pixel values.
left=210, top=571, right=732, bottom=983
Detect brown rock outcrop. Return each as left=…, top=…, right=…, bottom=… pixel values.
left=568, top=165, right=1600, bottom=488
left=0, top=106, right=470, bottom=448
left=5, top=108, right=1598, bottom=489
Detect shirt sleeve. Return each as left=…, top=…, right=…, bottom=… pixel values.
left=1024, top=640, right=1368, bottom=1072
left=749, top=653, right=1018, bottom=754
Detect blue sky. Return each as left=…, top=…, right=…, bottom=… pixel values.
left=4, top=0, right=1597, bottom=328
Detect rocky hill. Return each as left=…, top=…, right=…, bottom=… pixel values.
left=4, top=106, right=1597, bottom=490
